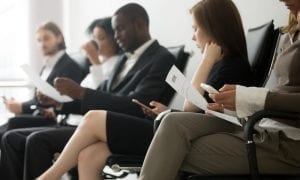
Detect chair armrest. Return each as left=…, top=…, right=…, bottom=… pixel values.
left=244, top=110, right=300, bottom=141
left=243, top=110, right=300, bottom=179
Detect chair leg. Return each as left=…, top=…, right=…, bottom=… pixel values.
left=246, top=142, right=260, bottom=180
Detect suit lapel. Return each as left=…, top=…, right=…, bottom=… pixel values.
left=112, top=41, right=160, bottom=90
left=107, top=55, right=127, bottom=91
left=46, top=53, right=67, bottom=85
left=127, top=41, right=159, bottom=77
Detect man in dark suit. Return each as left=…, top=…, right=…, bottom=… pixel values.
left=0, top=3, right=175, bottom=180
left=0, top=21, right=84, bottom=137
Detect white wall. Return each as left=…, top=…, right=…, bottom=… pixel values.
left=28, top=0, right=64, bottom=71
left=233, top=0, right=288, bottom=30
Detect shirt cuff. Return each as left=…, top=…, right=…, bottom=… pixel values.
left=236, top=85, right=269, bottom=118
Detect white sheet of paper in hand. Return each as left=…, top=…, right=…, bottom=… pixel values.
left=165, top=65, right=241, bottom=126
left=165, top=65, right=208, bottom=111
left=21, top=64, right=73, bottom=103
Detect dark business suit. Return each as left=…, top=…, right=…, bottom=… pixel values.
left=0, top=53, right=85, bottom=138
left=60, top=41, right=175, bottom=117
left=0, top=40, right=176, bottom=180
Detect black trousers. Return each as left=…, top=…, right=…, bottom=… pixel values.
left=0, top=126, right=75, bottom=180
left=0, top=114, right=56, bottom=139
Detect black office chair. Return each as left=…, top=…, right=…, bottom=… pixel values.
left=104, top=45, right=190, bottom=179
left=158, top=45, right=190, bottom=105
left=244, top=110, right=300, bottom=180
left=246, top=20, right=280, bottom=87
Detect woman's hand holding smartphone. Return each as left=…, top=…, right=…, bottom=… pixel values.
left=200, top=83, right=224, bottom=113
left=132, top=99, right=152, bottom=111
left=132, top=99, right=168, bottom=118
left=132, top=99, right=156, bottom=118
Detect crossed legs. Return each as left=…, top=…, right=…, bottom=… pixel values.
left=37, top=110, right=111, bottom=180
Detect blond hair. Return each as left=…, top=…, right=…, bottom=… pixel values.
left=282, top=12, right=298, bottom=33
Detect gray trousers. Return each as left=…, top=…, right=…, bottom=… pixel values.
left=139, top=112, right=300, bottom=180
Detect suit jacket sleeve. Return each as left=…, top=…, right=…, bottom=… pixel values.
left=79, top=48, right=175, bottom=117
left=265, top=92, right=300, bottom=113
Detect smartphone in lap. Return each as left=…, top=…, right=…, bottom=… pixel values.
left=132, top=99, right=153, bottom=111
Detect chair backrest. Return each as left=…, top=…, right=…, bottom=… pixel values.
left=158, top=45, right=190, bottom=105
left=167, top=45, right=189, bottom=73
left=246, top=20, right=280, bottom=87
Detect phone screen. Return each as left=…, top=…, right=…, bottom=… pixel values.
left=132, top=99, right=152, bottom=111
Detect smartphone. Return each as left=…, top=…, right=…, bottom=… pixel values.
left=132, top=99, right=153, bottom=111
left=200, top=83, right=219, bottom=94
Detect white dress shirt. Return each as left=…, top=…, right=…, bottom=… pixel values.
left=40, top=50, right=65, bottom=80
left=80, top=55, right=119, bottom=89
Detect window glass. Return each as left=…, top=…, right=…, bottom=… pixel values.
left=0, top=0, right=29, bottom=81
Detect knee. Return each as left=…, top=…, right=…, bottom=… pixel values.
left=2, top=130, right=21, bottom=150
left=2, top=130, right=16, bottom=145
left=26, top=132, right=43, bottom=148
left=2, top=131, right=12, bottom=147
left=160, top=112, right=181, bottom=129
left=6, top=117, right=20, bottom=129
left=155, top=112, right=188, bottom=136
left=79, top=110, right=106, bottom=129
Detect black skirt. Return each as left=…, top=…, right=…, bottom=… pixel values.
left=106, top=111, right=154, bottom=156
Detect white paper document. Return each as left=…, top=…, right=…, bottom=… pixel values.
left=21, top=64, right=73, bottom=103
left=165, top=65, right=242, bottom=126
left=166, top=65, right=208, bottom=110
